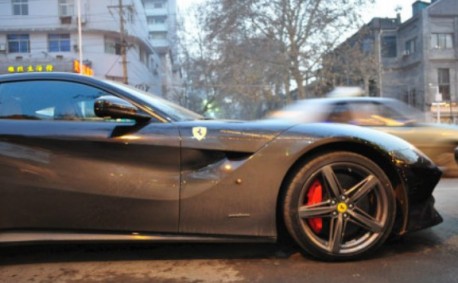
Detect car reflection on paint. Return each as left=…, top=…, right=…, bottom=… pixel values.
left=269, top=96, right=458, bottom=177
left=0, top=73, right=443, bottom=261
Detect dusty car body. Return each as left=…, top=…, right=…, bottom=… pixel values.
left=0, top=73, right=442, bottom=260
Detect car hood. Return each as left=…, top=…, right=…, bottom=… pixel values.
left=176, top=119, right=419, bottom=155
left=177, top=119, right=294, bottom=153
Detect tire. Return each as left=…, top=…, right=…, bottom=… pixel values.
left=283, top=151, right=396, bottom=261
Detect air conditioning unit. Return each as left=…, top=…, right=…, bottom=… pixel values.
left=402, top=50, right=410, bottom=56
left=60, top=16, right=72, bottom=24
left=0, top=44, right=6, bottom=52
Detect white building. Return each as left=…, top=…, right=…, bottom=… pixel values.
left=0, top=0, right=166, bottom=95
left=143, top=0, right=181, bottom=99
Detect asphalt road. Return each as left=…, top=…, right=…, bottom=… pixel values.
left=0, top=179, right=457, bottom=283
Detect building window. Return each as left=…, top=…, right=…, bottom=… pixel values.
left=149, top=31, right=168, bottom=40
left=139, top=47, right=148, bottom=65
left=12, top=0, right=28, bottom=15
left=48, top=34, right=71, bottom=52
left=7, top=34, right=30, bottom=53
left=144, top=0, right=167, bottom=9
left=147, top=16, right=167, bottom=25
left=431, top=33, right=453, bottom=49
left=438, top=68, right=450, bottom=101
left=405, top=38, right=416, bottom=55
left=381, top=36, right=397, bottom=58
left=410, top=89, right=417, bottom=107
left=58, top=0, right=74, bottom=17
left=104, top=37, right=122, bottom=55
left=125, top=6, right=134, bottom=23
left=154, top=0, right=166, bottom=8
left=403, top=88, right=417, bottom=106
left=361, top=38, right=374, bottom=54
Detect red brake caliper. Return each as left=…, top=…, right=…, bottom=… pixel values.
left=306, top=180, right=323, bottom=233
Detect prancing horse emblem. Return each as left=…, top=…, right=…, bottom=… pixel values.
left=192, top=127, right=207, bottom=141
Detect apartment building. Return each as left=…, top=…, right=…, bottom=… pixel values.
left=0, top=0, right=173, bottom=95
left=322, top=0, right=458, bottom=120
left=394, top=0, right=458, bottom=121
left=143, top=0, right=180, bottom=98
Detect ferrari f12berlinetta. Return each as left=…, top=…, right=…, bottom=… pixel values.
left=0, top=73, right=442, bottom=260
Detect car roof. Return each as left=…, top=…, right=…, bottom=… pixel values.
left=0, top=72, right=101, bottom=84
left=280, top=96, right=403, bottom=114
left=297, top=96, right=401, bottom=105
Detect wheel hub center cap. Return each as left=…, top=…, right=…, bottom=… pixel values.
left=337, top=202, right=348, bottom=213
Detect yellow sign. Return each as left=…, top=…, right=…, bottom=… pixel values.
left=7, top=64, right=54, bottom=73
left=192, top=127, right=207, bottom=141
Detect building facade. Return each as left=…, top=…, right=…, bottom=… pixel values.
left=394, top=0, right=458, bottom=121
left=0, top=0, right=179, bottom=96
left=323, top=0, right=458, bottom=121
left=143, top=0, right=181, bottom=99
left=319, top=17, right=401, bottom=98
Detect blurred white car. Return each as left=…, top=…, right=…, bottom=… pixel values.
left=270, top=96, right=458, bottom=176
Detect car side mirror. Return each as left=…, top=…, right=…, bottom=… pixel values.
left=94, top=95, right=150, bottom=121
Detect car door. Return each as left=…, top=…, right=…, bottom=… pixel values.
left=0, top=79, right=180, bottom=233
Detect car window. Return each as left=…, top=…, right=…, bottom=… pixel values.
left=346, top=101, right=411, bottom=126
left=104, top=80, right=203, bottom=122
left=268, top=99, right=330, bottom=123
left=347, top=102, right=385, bottom=126
left=0, top=80, right=131, bottom=122
left=327, top=103, right=352, bottom=123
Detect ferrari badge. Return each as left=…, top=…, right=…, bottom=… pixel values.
left=192, top=127, right=207, bottom=141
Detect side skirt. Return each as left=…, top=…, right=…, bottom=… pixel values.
left=0, top=231, right=277, bottom=245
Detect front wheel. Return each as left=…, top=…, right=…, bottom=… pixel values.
left=283, top=151, right=396, bottom=261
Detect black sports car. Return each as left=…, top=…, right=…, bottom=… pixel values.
left=0, top=73, right=442, bottom=261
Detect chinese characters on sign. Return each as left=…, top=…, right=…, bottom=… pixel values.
left=7, top=64, right=54, bottom=73
left=5, top=60, right=94, bottom=76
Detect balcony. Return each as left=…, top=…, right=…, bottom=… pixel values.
left=148, top=23, right=168, bottom=32
left=429, top=48, right=456, bottom=60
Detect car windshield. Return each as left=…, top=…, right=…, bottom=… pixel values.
left=378, top=99, right=432, bottom=124
left=267, top=100, right=329, bottom=123
left=104, top=80, right=204, bottom=122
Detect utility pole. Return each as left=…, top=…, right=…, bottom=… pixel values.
left=77, top=0, right=83, bottom=75
left=378, top=29, right=383, bottom=97
left=118, top=0, right=128, bottom=84
left=108, top=0, right=132, bottom=84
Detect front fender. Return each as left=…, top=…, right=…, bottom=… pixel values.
left=274, top=123, right=442, bottom=235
